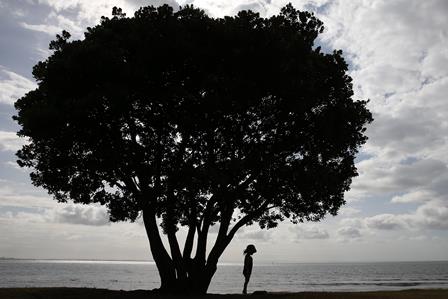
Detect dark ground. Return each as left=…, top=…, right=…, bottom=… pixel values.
left=1, top=288, right=447, bottom=299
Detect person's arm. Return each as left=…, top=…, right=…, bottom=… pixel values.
left=248, top=256, right=253, bottom=273
left=243, top=255, right=249, bottom=274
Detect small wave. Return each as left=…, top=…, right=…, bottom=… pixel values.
left=306, top=281, right=448, bottom=287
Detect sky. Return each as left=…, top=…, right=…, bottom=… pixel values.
left=1, top=0, right=448, bottom=263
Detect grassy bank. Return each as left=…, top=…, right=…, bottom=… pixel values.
left=1, top=288, right=447, bottom=299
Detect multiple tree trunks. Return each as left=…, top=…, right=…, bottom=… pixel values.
left=143, top=208, right=219, bottom=294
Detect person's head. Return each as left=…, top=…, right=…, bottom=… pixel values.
left=244, top=244, right=257, bottom=255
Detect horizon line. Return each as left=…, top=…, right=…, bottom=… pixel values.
left=2, top=257, right=448, bottom=264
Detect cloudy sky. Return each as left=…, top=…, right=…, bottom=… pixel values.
left=1, top=0, right=448, bottom=263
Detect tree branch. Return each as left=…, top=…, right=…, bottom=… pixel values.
left=235, top=173, right=255, bottom=193
left=183, top=220, right=196, bottom=260
left=183, top=197, right=197, bottom=260
left=167, top=228, right=186, bottom=279
left=165, top=182, right=187, bottom=279
left=122, top=176, right=140, bottom=195
left=206, top=199, right=233, bottom=266
left=227, top=199, right=271, bottom=240
left=195, top=194, right=218, bottom=264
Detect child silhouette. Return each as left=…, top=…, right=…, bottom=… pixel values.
left=242, top=244, right=257, bottom=294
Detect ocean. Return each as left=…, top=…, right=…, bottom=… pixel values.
left=1, top=260, right=448, bottom=293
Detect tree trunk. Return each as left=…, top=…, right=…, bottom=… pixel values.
left=142, top=201, right=240, bottom=294
left=143, top=208, right=216, bottom=294
left=182, top=262, right=217, bottom=294
left=142, top=208, right=176, bottom=291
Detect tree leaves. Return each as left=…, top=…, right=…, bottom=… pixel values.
left=14, top=4, right=372, bottom=231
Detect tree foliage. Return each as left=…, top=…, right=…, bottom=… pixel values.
left=14, top=4, right=372, bottom=293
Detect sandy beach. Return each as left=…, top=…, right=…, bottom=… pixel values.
left=1, top=288, right=447, bottom=299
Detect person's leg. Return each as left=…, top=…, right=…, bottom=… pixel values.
left=243, top=274, right=250, bottom=294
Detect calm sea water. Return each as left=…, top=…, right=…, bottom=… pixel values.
left=1, top=260, right=448, bottom=293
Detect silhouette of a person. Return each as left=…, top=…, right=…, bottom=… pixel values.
left=242, top=244, right=257, bottom=294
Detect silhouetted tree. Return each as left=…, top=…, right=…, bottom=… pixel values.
left=14, top=4, right=372, bottom=294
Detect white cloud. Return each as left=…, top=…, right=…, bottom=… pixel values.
left=404, top=200, right=448, bottom=230
left=292, top=225, right=330, bottom=240
left=0, top=181, right=58, bottom=209
left=337, top=226, right=361, bottom=239
left=316, top=2, right=448, bottom=232
left=342, top=200, right=448, bottom=233
left=0, top=210, right=46, bottom=224
left=391, top=190, right=434, bottom=204
left=0, top=131, right=28, bottom=153
left=0, top=131, right=28, bottom=152
left=338, top=207, right=361, bottom=217
left=35, top=0, right=180, bottom=35
left=3, top=161, right=27, bottom=172
left=0, top=179, right=109, bottom=227
left=365, top=214, right=405, bottom=230
left=20, top=22, right=62, bottom=35
left=242, top=230, right=272, bottom=241
left=0, top=67, right=36, bottom=105
left=370, top=157, right=442, bottom=186
left=421, top=43, right=448, bottom=80
left=51, top=204, right=110, bottom=226
left=339, top=217, right=363, bottom=228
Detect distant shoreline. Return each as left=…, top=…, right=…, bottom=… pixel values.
left=2, top=257, right=448, bottom=264
left=0, top=257, right=154, bottom=262
left=1, top=288, right=448, bottom=299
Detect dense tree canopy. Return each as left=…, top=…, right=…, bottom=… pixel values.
left=14, top=4, right=372, bottom=293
